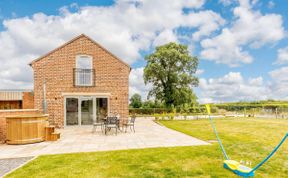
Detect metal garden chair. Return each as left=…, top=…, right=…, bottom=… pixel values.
left=92, top=119, right=104, bottom=133
left=124, top=116, right=136, bottom=133
left=104, top=116, right=119, bottom=135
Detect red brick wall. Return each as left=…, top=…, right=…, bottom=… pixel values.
left=22, top=92, right=34, bottom=109
left=0, top=109, right=40, bottom=143
left=31, top=35, right=130, bottom=127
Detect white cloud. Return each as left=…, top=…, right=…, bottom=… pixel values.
left=219, top=0, right=235, bottom=6
left=129, top=67, right=152, bottom=100
left=198, top=72, right=269, bottom=103
left=269, top=67, right=288, bottom=81
left=275, top=47, right=288, bottom=65
left=268, top=67, right=288, bottom=100
left=196, top=69, right=205, bottom=75
left=0, top=0, right=225, bottom=89
left=201, top=28, right=253, bottom=66
left=218, top=0, right=258, bottom=7
left=198, top=67, right=288, bottom=103
left=201, top=0, right=285, bottom=66
left=184, top=10, right=225, bottom=41
left=268, top=1, right=275, bottom=9
left=152, top=29, right=178, bottom=47
left=183, top=0, right=206, bottom=9
left=1, top=0, right=286, bottom=103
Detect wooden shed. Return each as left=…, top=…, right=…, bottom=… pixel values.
left=0, top=90, right=34, bottom=110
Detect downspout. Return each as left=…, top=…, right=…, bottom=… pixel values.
left=43, top=79, right=47, bottom=114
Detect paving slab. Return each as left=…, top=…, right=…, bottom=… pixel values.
left=0, top=118, right=209, bottom=159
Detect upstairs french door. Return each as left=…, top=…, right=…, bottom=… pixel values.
left=65, top=96, right=108, bottom=126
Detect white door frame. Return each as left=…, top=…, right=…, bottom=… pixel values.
left=64, top=95, right=109, bottom=127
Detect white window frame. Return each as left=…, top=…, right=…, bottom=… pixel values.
left=75, top=55, right=93, bottom=86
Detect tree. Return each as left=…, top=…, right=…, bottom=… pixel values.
left=138, top=99, right=164, bottom=109
left=141, top=100, right=155, bottom=109
left=144, top=42, right=199, bottom=107
left=129, top=93, right=142, bottom=108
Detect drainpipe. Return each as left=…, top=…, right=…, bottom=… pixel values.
left=43, top=79, right=47, bottom=114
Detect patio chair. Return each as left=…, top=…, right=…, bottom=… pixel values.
left=92, top=120, right=104, bottom=133
left=124, top=116, right=136, bottom=133
left=105, top=117, right=118, bottom=135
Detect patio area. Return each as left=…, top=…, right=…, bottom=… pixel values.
left=0, top=117, right=209, bottom=159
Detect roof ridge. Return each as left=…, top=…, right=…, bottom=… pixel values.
left=29, top=34, right=85, bottom=65
left=29, top=34, right=131, bottom=70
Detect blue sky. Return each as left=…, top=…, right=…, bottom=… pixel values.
left=0, top=0, right=287, bottom=103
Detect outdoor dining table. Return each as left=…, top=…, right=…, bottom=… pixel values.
left=102, top=117, right=122, bottom=133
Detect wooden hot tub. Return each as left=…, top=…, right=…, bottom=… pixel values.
left=6, top=115, right=48, bottom=145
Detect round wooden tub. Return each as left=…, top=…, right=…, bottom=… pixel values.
left=6, top=115, right=48, bottom=145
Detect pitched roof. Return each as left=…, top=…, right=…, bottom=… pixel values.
left=0, top=89, right=33, bottom=92
left=29, top=34, right=131, bottom=69
left=0, top=89, right=33, bottom=101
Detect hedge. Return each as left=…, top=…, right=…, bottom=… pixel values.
left=129, top=106, right=214, bottom=115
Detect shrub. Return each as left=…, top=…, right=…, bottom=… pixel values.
left=161, top=113, right=166, bottom=120
left=129, top=108, right=172, bottom=115
left=154, top=113, right=160, bottom=120
left=169, top=113, right=175, bottom=120
left=183, top=113, right=188, bottom=120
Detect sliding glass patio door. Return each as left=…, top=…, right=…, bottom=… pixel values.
left=81, top=97, right=93, bottom=125
left=65, top=96, right=108, bottom=126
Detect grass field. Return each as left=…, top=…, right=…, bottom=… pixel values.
left=6, top=118, right=288, bottom=178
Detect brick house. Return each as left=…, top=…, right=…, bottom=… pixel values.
left=30, top=34, right=130, bottom=128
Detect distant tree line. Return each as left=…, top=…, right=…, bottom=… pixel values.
left=129, top=93, right=288, bottom=115
left=129, top=93, right=166, bottom=109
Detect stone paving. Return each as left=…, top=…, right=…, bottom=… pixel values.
left=0, top=118, right=209, bottom=159
left=0, top=157, right=33, bottom=177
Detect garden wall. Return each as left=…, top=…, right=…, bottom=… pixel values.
left=22, top=92, right=34, bottom=109
left=0, top=109, right=40, bottom=143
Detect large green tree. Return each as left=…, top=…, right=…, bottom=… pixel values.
left=129, top=93, right=142, bottom=108
left=144, top=42, right=199, bottom=107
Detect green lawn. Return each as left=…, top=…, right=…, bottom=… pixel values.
left=6, top=118, right=288, bottom=178
left=159, top=118, right=288, bottom=177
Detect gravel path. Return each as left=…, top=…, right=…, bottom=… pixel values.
left=0, top=157, right=34, bottom=177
